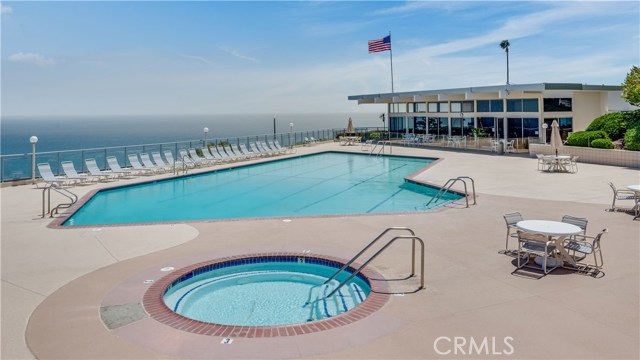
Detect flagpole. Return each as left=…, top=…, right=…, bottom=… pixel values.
left=389, top=31, right=394, bottom=93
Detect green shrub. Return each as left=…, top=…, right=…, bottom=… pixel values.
left=590, top=138, right=613, bottom=149
left=566, top=130, right=609, bottom=147
left=624, top=125, right=640, bottom=151
left=623, top=109, right=640, bottom=128
left=369, top=132, right=381, bottom=140
left=585, top=112, right=626, bottom=140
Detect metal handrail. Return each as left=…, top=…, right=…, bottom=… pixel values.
left=42, top=184, right=78, bottom=218
left=326, top=235, right=425, bottom=298
left=425, top=176, right=476, bottom=208
left=324, top=227, right=416, bottom=285
left=370, top=140, right=392, bottom=156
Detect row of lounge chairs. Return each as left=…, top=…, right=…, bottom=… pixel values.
left=37, top=140, right=291, bottom=186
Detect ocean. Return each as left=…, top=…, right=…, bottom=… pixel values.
left=1, top=113, right=382, bottom=155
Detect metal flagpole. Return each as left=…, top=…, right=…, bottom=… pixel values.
left=389, top=31, right=394, bottom=93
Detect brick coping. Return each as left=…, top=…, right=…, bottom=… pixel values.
left=142, top=252, right=390, bottom=338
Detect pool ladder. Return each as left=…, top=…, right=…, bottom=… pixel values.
left=41, top=184, right=78, bottom=218
left=369, top=141, right=392, bottom=156
left=425, top=176, right=476, bottom=209
left=323, top=227, right=425, bottom=298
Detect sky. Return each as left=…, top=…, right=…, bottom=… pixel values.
left=1, top=0, right=639, bottom=117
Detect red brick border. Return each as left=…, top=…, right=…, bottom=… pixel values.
left=142, top=252, right=390, bottom=337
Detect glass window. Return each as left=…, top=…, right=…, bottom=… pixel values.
left=477, top=100, right=490, bottom=112
left=544, top=98, right=572, bottom=112
left=523, top=99, right=538, bottom=112
left=559, top=117, right=573, bottom=138
left=398, top=103, right=407, bottom=113
left=438, top=102, right=449, bottom=113
left=507, top=99, right=522, bottom=112
left=428, top=102, right=438, bottom=113
left=478, top=117, right=496, bottom=138
left=522, top=118, right=539, bottom=137
left=463, top=117, right=474, bottom=135
left=415, top=103, right=427, bottom=113
left=414, top=117, right=426, bottom=133
left=450, top=102, right=462, bottom=113
left=390, top=116, right=405, bottom=132
left=461, top=101, right=474, bottom=112
left=490, top=99, right=504, bottom=112
left=451, top=118, right=462, bottom=136
left=427, top=117, right=439, bottom=135
left=508, top=118, right=523, bottom=138
left=439, top=117, right=449, bottom=136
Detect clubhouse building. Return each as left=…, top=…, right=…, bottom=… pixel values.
left=349, top=83, right=635, bottom=142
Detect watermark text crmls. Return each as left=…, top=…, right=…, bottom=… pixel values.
left=434, top=336, right=515, bottom=356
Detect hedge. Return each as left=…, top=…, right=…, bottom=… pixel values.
left=585, top=112, right=626, bottom=140
left=624, top=125, right=640, bottom=151
left=566, top=130, right=609, bottom=147
left=590, top=138, right=613, bottom=149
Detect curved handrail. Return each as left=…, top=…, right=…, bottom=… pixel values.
left=326, top=235, right=425, bottom=298
left=324, top=227, right=416, bottom=285
left=425, top=176, right=476, bottom=208
left=42, top=184, right=78, bottom=218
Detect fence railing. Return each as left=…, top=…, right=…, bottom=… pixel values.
left=1, top=128, right=341, bottom=182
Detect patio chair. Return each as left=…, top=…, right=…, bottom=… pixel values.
left=106, top=156, right=137, bottom=178
left=85, top=158, right=116, bottom=182
left=568, top=156, right=579, bottom=173
left=140, top=153, right=164, bottom=173
left=187, top=148, right=209, bottom=166
left=37, top=163, right=68, bottom=186
left=213, top=145, right=234, bottom=162
left=491, top=140, right=499, bottom=152
left=200, top=146, right=221, bottom=164
left=562, top=228, right=607, bottom=270
left=536, top=154, right=553, bottom=171
left=561, top=215, right=588, bottom=235
left=608, top=182, right=636, bottom=212
left=152, top=152, right=173, bottom=172
left=61, top=161, right=92, bottom=184
left=128, top=154, right=155, bottom=175
left=503, top=212, right=523, bottom=252
left=224, top=144, right=243, bottom=160
left=230, top=144, right=249, bottom=160
left=267, top=140, right=286, bottom=155
left=505, top=140, right=515, bottom=153
left=239, top=143, right=257, bottom=158
left=273, top=139, right=291, bottom=154
left=259, top=141, right=278, bottom=156
left=163, top=150, right=183, bottom=168
left=517, top=230, right=558, bottom=274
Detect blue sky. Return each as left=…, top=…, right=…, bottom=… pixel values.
left=2, top=1, right=638, bottom=116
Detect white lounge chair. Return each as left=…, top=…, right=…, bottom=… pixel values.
left=210, top=146, right=231, bottom=162
left=106, top=156, right=136, bottom=178
left=248, top=142, right=266, bottom=157
left=127, top=154, right=154, bottom=175
left=37, top=163, right=68, bottom=186
left=85, top=158, right=116, bottom=182
left=140, top=153, right=164, bottom=173
left=151, top=152, right=173, bottom=172
left=222, top=144, right=241, bottom=161
left=230, top=144, right=248, bottom=160
left=268, top=140, right=286, bottom=154
left=188, top=148, right=211, bottom=166
left=256, top=141, right=274, bottom=156
left=200, top=146, right=220, bottom=164
left=61, top=161, right=92, bottom=184
left=239, top=143, right=256, bottom=158
left=273, top=140, right=291, bottom=154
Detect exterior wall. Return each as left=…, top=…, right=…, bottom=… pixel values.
left=530, top=143, right=640, bottom=168
left=568, top=92, right=604, bottom=132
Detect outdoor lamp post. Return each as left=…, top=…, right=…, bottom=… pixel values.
left=289, top=123, right=294, bottom=149
left=203, top=127, right=209, bottom=147
left=30, top=136, right=38, bottom=184
left=542, top=123, right=548, bottom=144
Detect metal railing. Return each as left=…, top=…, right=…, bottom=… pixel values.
left=1, top=128, right=342, bottom=182
left=425, top=176, right=476, bottom=208
left=324, top=227, right=425, bottom=297
left=42, top=184, right=78, bottom=218
left=370, top=141, right=393, bottom=156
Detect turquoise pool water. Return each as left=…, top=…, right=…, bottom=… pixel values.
left=63, top=152, right=460, bottom=226
left=163, top=259, right=370, bottom=326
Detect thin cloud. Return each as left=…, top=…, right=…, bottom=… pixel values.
left=1, top=4, right=12, bottom=14
left=180, top=54, right=215, bottom=66
left=219, top=47, right=260, bottom=63
left=8, top=52, right=56, bottom=67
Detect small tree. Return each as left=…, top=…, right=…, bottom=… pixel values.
left=622, top=65, right=640, bottom=106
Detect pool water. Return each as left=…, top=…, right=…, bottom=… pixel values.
left=163, top=260, right=371, bottom=326
left=64, top=152, right=460, bottom=226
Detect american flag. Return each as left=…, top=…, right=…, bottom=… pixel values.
left=368, top=35, right=391, bottom=53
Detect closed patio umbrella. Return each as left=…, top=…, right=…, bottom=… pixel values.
left=550, top=119, right=563, bottom=156
left=346, top=117, right=354, bottom=135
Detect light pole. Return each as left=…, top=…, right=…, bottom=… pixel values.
left=289, top=123, right=294, bottom=149
left=30, top=136, right=38, bottom=184
left=203, top=127, right=209, bottom=148
left=542, top=123, right=548, bottom=144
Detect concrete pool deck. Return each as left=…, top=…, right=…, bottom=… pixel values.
left=1, top=142, right=639, bottom=359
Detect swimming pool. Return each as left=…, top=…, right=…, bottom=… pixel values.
left=162, top=256, right=370, bottom=326
left=63, top=152, right=460, bottom=226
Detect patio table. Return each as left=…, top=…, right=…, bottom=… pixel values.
left=544, top=155, right=571, bottom=172
left=516, top=220, right=582, bottom=268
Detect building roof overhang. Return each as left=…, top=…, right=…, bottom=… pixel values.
left=348, top=83, right=622, bottom=104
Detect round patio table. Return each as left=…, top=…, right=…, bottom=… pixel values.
left=516, top=220, right=582, bottom=267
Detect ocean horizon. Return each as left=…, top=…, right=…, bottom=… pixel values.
left=1, top=112, right=383, bottom=155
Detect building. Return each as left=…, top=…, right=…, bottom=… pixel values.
left=348, top=83, right=634, bottom=142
